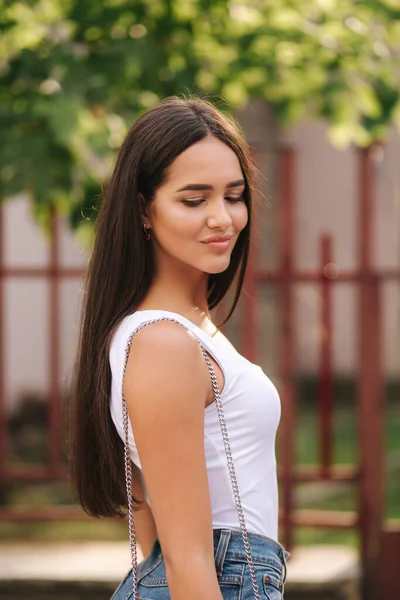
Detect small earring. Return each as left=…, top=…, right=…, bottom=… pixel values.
left=143, top=224, right=151, bottom=241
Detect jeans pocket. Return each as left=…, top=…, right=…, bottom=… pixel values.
left=217, top=562, right=244, bottom=600
left=262, top=571, right=284, bottom=600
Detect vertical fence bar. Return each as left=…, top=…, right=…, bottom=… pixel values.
left=242, top=231, right=257, bottom=362
left=242, top=147, right=259, bottom=362
left=48, top=207, right=62, bottom=477
left=357, top=147, right=384, bottom=600
left=319, top=235, right=334, bottom=476
left=379, top=526, right=400, bottom=597
left=278, top=147, right=296, bottom=551
left=0, top=208, right=5, bottom=478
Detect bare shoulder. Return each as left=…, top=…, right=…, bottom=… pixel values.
left=129, top=318, right=200, bottom=353
left=124, top=319, right=209, bottom=400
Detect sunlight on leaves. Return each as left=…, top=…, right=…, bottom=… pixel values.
left=0, top=0, right=399, bottom=225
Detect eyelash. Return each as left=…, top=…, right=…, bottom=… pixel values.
left=182, top=196, right=244, bottom=207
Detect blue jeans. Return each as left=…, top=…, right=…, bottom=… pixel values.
left=111, top=528, right=289, bottom=599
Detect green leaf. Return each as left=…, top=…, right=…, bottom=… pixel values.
left=1, top=0, right=399, bottom=228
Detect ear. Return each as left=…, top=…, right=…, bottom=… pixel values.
left=138, top=193, right=151, bottom=227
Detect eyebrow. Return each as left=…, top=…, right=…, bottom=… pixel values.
left=176, top=179, right=245, bottom=192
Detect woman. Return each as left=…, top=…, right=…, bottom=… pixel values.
left=71, top=96, right=288, bottom=600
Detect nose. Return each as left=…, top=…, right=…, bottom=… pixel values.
left=207, top=198, right=233, bottom=230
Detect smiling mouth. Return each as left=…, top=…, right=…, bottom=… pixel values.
left=202, top=239, right=232, bottom=251
left=202, top=234, right=232, bottom=243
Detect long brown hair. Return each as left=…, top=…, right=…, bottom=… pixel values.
left=70, top=96, right=255, bottom=518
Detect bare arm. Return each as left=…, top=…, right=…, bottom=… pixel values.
left=131, top=467, right=157, bottom=558
left=124, top=322, right=223, bottom=600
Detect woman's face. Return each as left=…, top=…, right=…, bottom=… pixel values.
left=145, top=136, right=248, bottom=275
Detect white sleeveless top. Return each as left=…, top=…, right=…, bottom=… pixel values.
left=109, top=309, right=281, bottom=541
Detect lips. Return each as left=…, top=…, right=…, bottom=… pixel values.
left=202, top=234, right=233, bottom=253
left=203, top=235, right=232, bottom=244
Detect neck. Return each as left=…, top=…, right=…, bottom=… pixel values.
left=140, top=263, right=211, bottom=320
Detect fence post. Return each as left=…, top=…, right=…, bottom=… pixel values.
left=319, top=235, right=334, bottom=477
left=357, top=147, right=384, bottom=600
left=379, top=526, right=400, bottom=596
left=242, top=148, right=258, bottom=362
left=49, top=207, right=62, bottom=477
left=278, top=147, right=296, bottom=551
left=0, top=208, right=5, bottom=479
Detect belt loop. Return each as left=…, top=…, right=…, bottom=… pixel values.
left=282, top=549, right=290, bottom=584
left=214, top=530, right=231, bottom=575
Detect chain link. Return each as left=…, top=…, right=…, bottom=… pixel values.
left=122, top=317, right=261, bottom=600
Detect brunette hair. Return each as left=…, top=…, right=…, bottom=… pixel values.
left=70, top=96, right=255, bottom=518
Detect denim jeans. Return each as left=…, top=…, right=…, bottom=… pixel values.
left=111, top=528, right=289, bottom=599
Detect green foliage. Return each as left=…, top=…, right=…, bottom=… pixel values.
left=1, top=0, right=399, bottom=229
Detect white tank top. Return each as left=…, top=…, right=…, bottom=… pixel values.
left=109, top=309, right=281, bottom=541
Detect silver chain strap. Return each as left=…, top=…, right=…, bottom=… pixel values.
left=122, top=317, right=261, bottom=600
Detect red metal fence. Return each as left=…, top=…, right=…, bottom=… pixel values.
left=0, top=211, right=83, bottom=515
left=0, top=146, right=399, bottom=598
left=243, top=146, right=400, bottom=599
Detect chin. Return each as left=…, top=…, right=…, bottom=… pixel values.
left=203, top=259, right=232, bottom=275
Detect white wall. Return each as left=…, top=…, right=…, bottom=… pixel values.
left=2, top=195, right=86, bottom=412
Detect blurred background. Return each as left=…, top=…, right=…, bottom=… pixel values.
left=0, top=1, right=399, bottom=599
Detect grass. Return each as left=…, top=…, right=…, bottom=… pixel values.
left=292, top=401, right=400, bottom=515
left=280, top=398, right=400, bottom=546
left=294, top=528, right=359, bottom=548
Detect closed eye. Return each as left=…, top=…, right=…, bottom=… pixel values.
left=182, top=199, right=204, bottom=207
left=226, top=195, right=244, bottom=203
left=182, top=195, right=245, bottom=207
